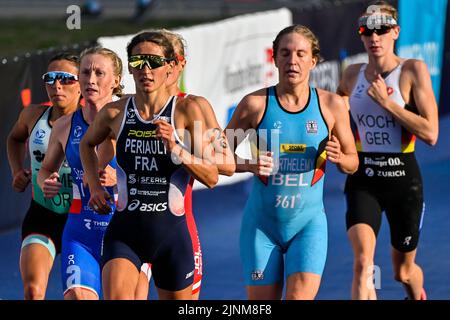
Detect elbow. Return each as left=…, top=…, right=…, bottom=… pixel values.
left=79, top=139, right=94, bottom=162
left=346, top=166, right=358, bottom=175
left=349, top=160, right=359, bottom=174
left=79, top=136, right=94, bottom=151
left=350, top=160, right=360, bottom=175
left=420, top=124, right=439, bottom=146
left=342, top=156, right=359, bottom=175
left=424, top=132, right=438, bottom=146
left=206, top=174, right=219, bottom=189
left=204, top=170, right=219, bottom=189
left=427, top=138, right=438, bottom=147
left=218, top=163, right=236, bottom=177
left=341, top=166, right=358, bottom=175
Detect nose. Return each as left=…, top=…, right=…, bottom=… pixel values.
left=286, top=52, right=297, bottom=64
left=87, top=71, right=96, bottom=84
left=141, top=61, right=153, bottom=71
left=369, top=32, right=380, bottom=40
left=50, top=79, right=63, bottom=90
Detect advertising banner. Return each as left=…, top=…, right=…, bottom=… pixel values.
left=397, top=0, right=448, bottom=105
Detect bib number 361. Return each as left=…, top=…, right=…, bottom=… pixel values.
left=275, top=194, right=300, bottom=209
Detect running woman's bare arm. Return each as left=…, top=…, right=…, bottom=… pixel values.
left=37, top=115, right=70, bottom=198
left=368, top=60, right=438, bottom=145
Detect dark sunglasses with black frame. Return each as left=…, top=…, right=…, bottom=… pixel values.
left=358, top=25, right=394, bottom=37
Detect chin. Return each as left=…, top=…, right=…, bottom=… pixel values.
left=286, top=76, right=303, bottom=85
left=52, top=102, right=67, bottom=109
left=51, top=99, right=65, bottom=106
left=370, top=52, right=384, bottom=58
left=85, top=97, right=98, bottom=105
left=141, top=87, right=154, bottom=94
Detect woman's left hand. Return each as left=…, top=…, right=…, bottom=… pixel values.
left=99, top=164, right=117, bottom=187
left=325, top=135, right=342, bottom=164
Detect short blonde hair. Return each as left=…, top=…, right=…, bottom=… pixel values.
left=160, top=29, right=186, bottom=64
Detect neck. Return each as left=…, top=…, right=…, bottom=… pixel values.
left=51, top=103, right=78, bottom=119
left=83, top=99, right=110, bottom=124
left=275, top=81, right=310, bottom=111
left=167, top=84, right=181, bottom=96
left=277, top=80, right=310, bottom=97
left=87, top=95, right=113, bottom=113
left=367, top=52, right=400, bottom=75
left=134, top=89, right=171, bottom=120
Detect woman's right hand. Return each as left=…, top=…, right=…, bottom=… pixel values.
left=12, top=168, right=31, bottom=193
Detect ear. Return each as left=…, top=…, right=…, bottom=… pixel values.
left=167, top=60, right=175, bottom=75
left=180, top=59, right=187, bottom=70
left=311, top=56, right=318, bottom=69
left=114, top=75, right=121, bottom=88
left=128, top=65, right=133, bottom=74
left=392, top=25, right=400, bottom=40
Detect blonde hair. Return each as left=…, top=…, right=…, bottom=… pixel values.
left=160, top=29, right=186, bottom=64
left=273, top=25, right=321, bottom=63
left=80, top=46, right=124, bottom=97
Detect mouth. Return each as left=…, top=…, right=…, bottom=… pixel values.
left=286, top=69, right=299, bottom=77
left=140, top=78, right=153, bottom=85
left=84, top=88, right=98, bottom=94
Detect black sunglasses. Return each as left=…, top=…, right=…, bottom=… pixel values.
left=128, top=54, right=172, bottom=70
left=42, top=71, right=78, bottom=85
left=358, top=25, right=392, bottom=37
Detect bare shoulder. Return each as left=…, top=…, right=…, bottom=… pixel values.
left=242, top=88, right=267, bottom=105
left=19, top=104, right=48, bottom=124
left=338, top=63, right=364, bottom=95
left=176, top=95, right=204, bottom=118
left=102, top=98, right=127, bottom=120
left=187, top=94, right=214, bottom=114
left=316, top=89, right=349, bottom=132
left=226, top=87, right=268, bottom=129
left=317, top=88, right=346, bottom=110
left=240, top=88, right=267, bottom=110
left=402, top=59, right=430, bottom=77
left=182, top=95, right=222, bottom=129
left=184, top=94, right=213, bottom=109
left=342, top=63, right=364, bottom=79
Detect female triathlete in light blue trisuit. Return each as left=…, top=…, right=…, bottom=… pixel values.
left=226, top=25, right=358, bottom=299
left=241, top=86, right=329, bottom=285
